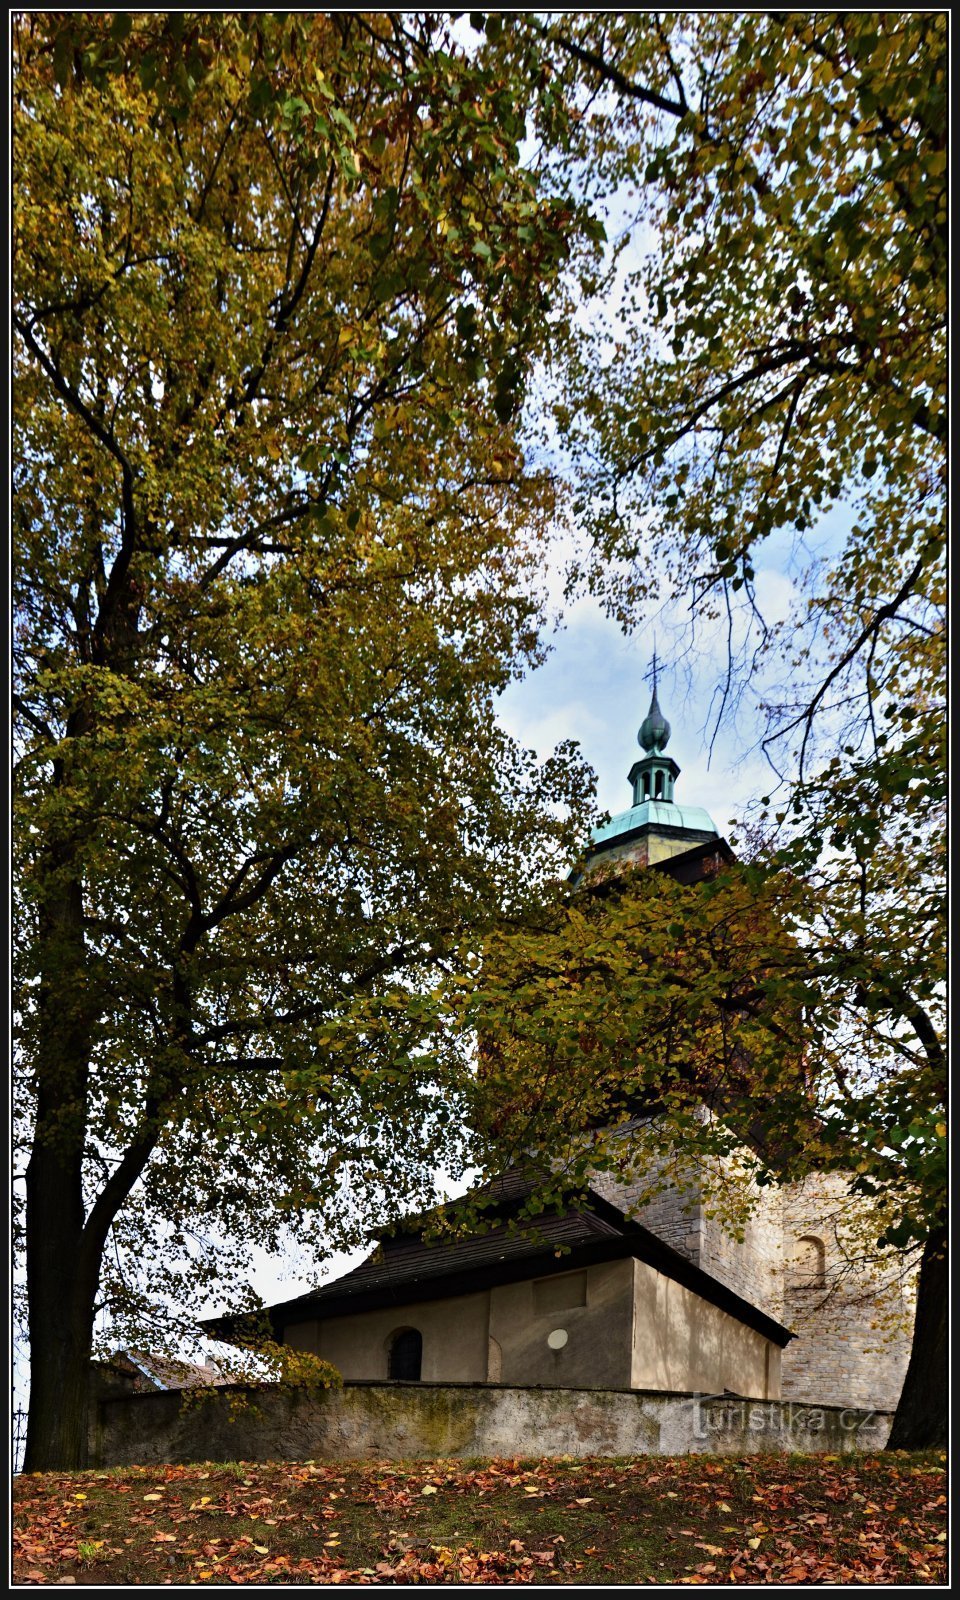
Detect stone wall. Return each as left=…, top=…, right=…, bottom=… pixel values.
left=589, top=1134, right=913, bottom=1415
left=697, top=1181, right=784, bottom=1323
left=591, top=1164, right=701, bottom=1261
left=89, top=1380, right=892, bottom=1469
left=589, top=1127, right=703, bottom=1262
left=590, top=1126, right=785, bottom=1321
left=780, top=1174, right=915, bottom=1412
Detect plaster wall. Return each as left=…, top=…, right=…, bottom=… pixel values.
left=284, top=1290, right=492, bottom=1384
left=631, top=1260, right=780, bottom=1399
left=489, top=1260, right=634, bottom=1389
left=283, top=1259, right=778, bottom=1401
left=89, top=1382, right=892, bottom=1469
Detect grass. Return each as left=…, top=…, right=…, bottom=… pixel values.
left=13, top=1451, right=947, bottom=1585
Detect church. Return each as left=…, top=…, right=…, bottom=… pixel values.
left=211, top=681, right=914, bottom=1415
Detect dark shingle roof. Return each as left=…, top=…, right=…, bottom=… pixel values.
left=204, top=1174, right=794, bottom=1349
left=280, top=1208, right=622, bottom=1311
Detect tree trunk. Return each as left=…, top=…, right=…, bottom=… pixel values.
left=22, top=1235, right=98, bottom=1473
left=23, top=1082, right=100, bottom=1471
left=22, top=847, right=166, bottom=1470
left=885, top=1220, right=947, bottom=1450
left=23, top=876, right=98, bottom=1473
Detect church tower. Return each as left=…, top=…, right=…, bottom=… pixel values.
left=579, top=659, right=734, bottom=882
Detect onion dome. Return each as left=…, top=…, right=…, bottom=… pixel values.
left=638, top=684, right=671, bottom=754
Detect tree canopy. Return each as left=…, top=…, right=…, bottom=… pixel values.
left=479, top=10, right=946, bottom=1446
left=12, top=11, right=600, bottom=1469
left=13, top=11, right=946, bottom=1465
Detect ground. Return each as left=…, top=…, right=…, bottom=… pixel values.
left=13, top=1453, right=946, bottom=1585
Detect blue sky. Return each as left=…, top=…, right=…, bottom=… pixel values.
left=496, top=508, right=848, bottom=841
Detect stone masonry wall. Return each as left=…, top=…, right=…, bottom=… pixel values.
left=590, top=1135, right=912, bottom=1414
left=589, top=1123, right=785, bottom=1323
left=590, top=1163, right=702, bottom=1262
left=779, top=1174, right=914, bottom=1412
left=696, top=1181, right=784, bottom=1324
left=89, top=1380, right=892, bottom=1468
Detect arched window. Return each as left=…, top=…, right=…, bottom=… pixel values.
left=655, top=770, right=664, bottom=799
left=790, top=1236, right=826, bottom=1290
left=642, top=773, right=650, bottom=800
left=388, top=1327, right=422, bottom=1381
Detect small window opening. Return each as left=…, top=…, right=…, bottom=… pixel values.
left=388, top=1327, right=422, bottom=1380
left=655, top=770, right=664, bottom=799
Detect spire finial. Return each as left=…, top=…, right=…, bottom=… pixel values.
left=638, top=652, right=671, bottom=754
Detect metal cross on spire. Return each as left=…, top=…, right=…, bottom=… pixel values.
left=638, top=646, right=671, bottom=754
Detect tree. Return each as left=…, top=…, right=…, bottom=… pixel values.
left=464, top=852, right=817, bottom=1203
left=463, top=837, right=932, bottom=1342
left=12, top=12, right=598, bottom=1470
left=476, top=12, right=945, bottom=1444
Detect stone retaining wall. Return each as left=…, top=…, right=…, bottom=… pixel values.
left=89, top=1381, right=892, bottom=1468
